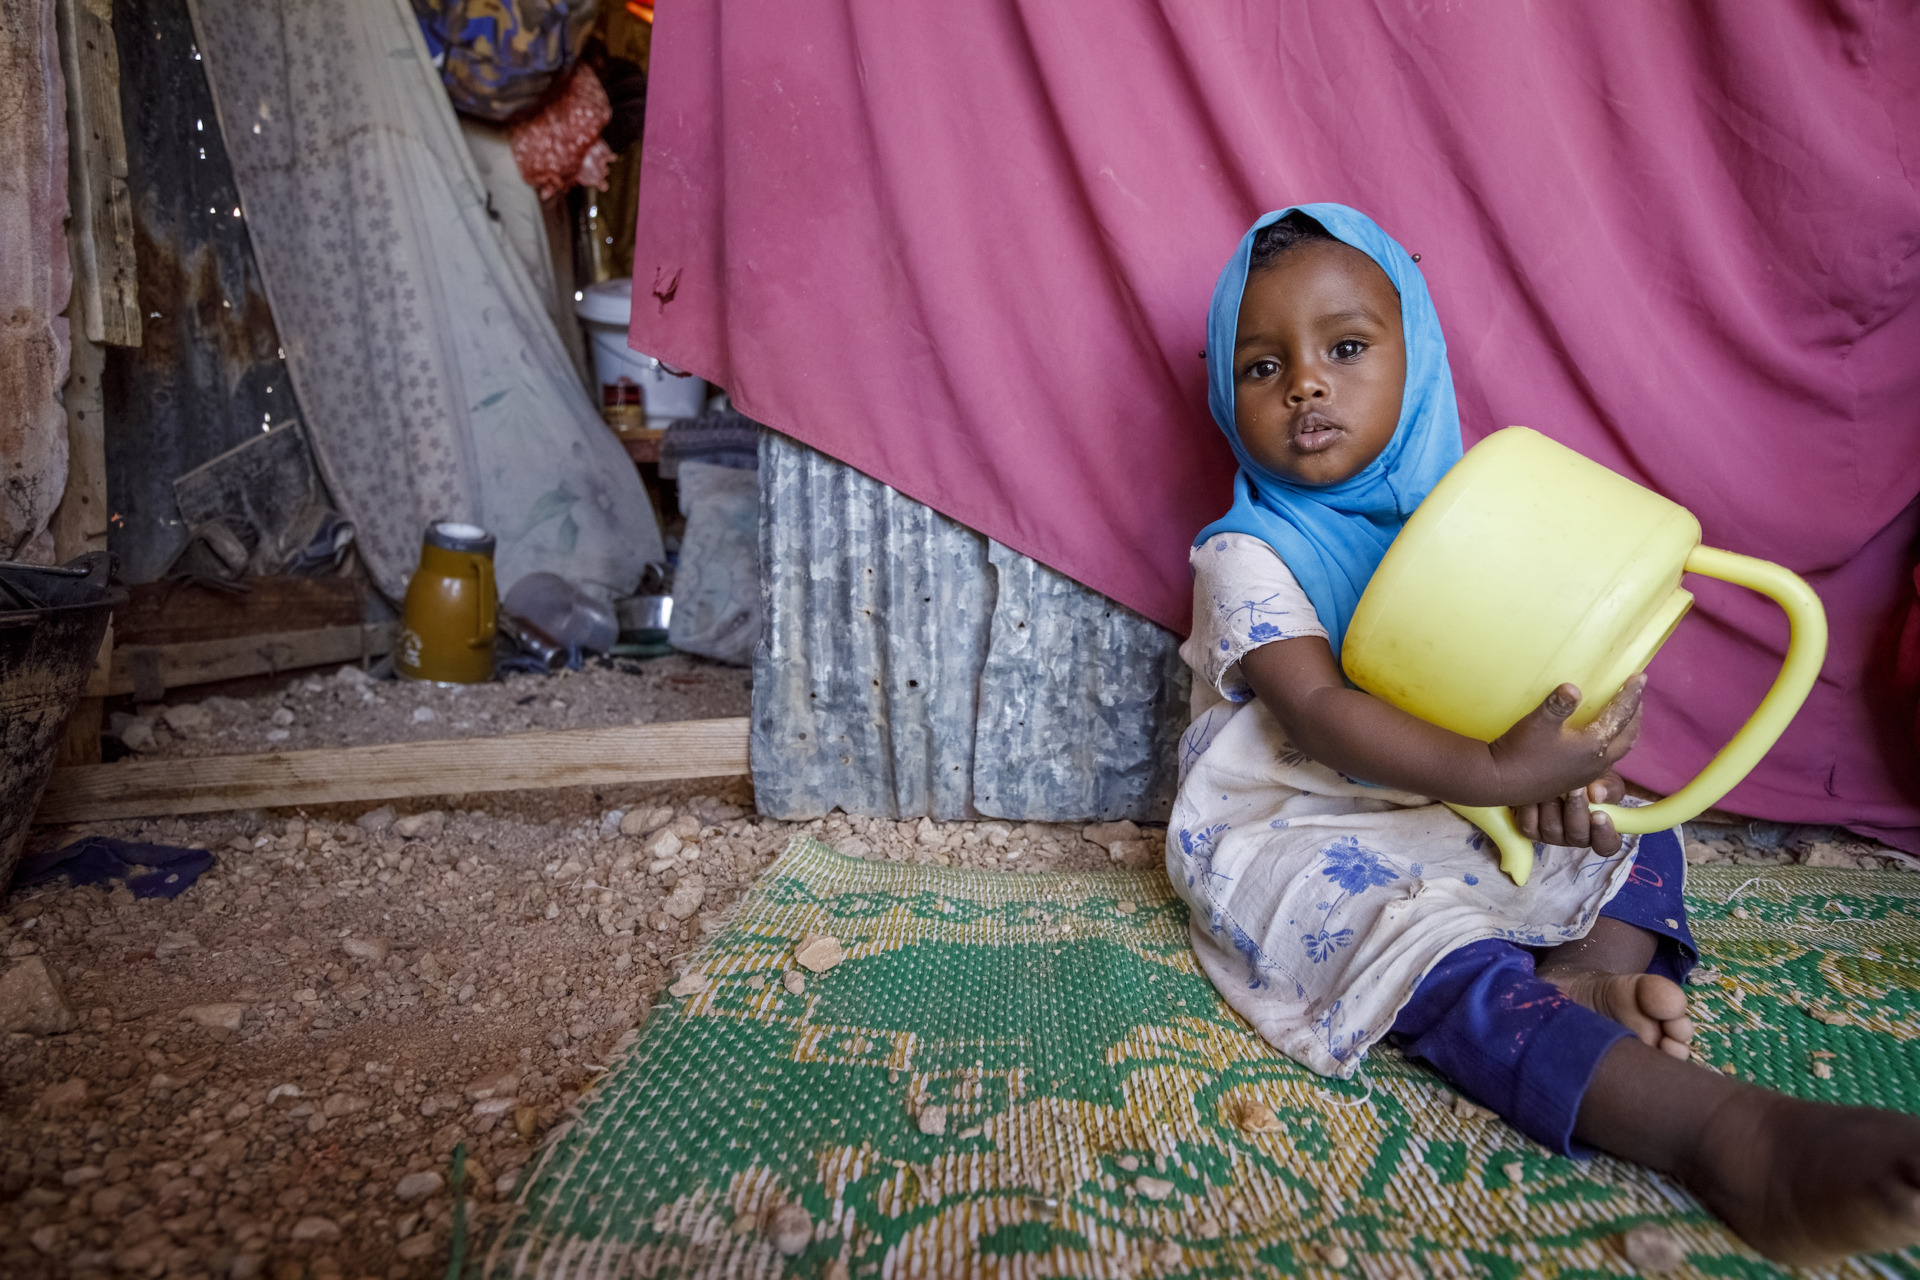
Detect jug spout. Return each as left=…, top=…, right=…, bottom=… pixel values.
left=1445, top=803, right=1539, bottom=886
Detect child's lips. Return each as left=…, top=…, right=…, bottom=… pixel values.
left=1290, top=415, right=1345, bottom=453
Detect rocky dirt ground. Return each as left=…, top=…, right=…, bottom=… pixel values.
left=2, top=664, right=1912, bottom=1280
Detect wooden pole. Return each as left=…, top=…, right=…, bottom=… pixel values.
left=33, top=717, right=753, bottom=823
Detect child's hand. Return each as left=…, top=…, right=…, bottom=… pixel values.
left=1487, top=675, right=1645, bottom=808
left=1515, top=771, right=1628, bottom=853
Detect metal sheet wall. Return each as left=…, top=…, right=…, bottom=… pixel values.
left=753, top=433, right=1187, bottom=823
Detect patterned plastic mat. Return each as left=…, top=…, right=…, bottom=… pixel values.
left=479, top=840, right=1920, bottom=1279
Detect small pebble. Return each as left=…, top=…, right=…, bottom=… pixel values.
left=289, top=1217, right=341, bottom=1242
left=794, top=932, right=846, bottom=972
left=1620, top=1223, right=1687, bottom=1273
left=1235, top=1098, right=1282, bottom=1133
left=395, top=1171, right=443, bottom=1201
left=342, top=936, right=391, bottom=963
left=768, top=1202, right=812, bottom=1255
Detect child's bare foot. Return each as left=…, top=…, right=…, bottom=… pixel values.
left=1544, top=968, right=1694, bottom=1059
left=1536, top=917, right=1693, bottom=1058
left=1580, top=1039, right=1920, bottom=1265
left=1682, top=1080, right=1920, bottom=1264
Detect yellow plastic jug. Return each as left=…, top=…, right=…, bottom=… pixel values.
left=396, top=522, right=498, bottom=684
left=1341, top=427, right=1827, bottom=886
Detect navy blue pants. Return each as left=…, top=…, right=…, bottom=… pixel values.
left=1388, top=829, right=1696, bottom=1156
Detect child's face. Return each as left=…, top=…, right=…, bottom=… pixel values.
left=1231, top=241, right=1407, bottom=487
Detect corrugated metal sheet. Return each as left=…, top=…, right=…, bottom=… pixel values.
left=972, top=541, right=1188, bottom=821
left=753, top=432, right=1187, bottom=823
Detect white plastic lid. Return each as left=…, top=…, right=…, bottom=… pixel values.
left=575, top=278, right=634, bottom=326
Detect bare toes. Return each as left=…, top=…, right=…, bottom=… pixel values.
left=1659, top=1035, right=1691, bottom=1060
left=1665, top=1015, right=1696, bottom=1046
left=1637, top=974, right=1689, bottom=1022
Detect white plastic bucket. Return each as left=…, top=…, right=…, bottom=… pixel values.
left=576, top=279, right=709, bottom=429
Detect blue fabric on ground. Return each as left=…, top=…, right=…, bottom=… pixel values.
left=1391, top=829, right=1693, bottom=1155
left=1391, top=939, right=1629, bottom=1156
left=13, top=837, right=215, bottom=899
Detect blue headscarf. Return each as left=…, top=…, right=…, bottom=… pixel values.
left=1194, top=204, right=1463, bottom=656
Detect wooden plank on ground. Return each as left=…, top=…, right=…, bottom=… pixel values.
left=116, top=577, right=366, bottom=647
left=104, top=621, right=395, bottom=698
left=33, top=717, right=753, bottom=823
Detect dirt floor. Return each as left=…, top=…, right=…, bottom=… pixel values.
left=2, top=663, right=1912, bottom=1280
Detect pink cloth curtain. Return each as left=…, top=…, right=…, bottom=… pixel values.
left=630, top=0, right=1920, bottom=848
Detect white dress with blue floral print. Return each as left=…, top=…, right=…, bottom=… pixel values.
left=1171, top=533, right=1642, bottom=1078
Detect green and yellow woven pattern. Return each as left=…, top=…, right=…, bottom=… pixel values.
left=480, top=841, right=1920, bottom=1279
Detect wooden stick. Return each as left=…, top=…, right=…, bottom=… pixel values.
left=102, top=622, right=396, bottom=698
left=33, top=718, right=752, bottom=824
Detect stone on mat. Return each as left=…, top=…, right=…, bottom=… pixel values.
left=1620, top=1224, right=1687, bottom=1273
left=1135, top=1175, right=1174, bottom=1201
left=917, top=1105, right=947, bottom=1136
left=668, top=971, right=709, bottom=998
left=794, top=932, right=845, bottom=973
left=1233, top=1097, right=1282, bottom=1134
left=768, top=1202, right=812, bottom=1255
left=783, top=971, right=805, bottom=996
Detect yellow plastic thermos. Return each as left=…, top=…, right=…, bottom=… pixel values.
left=1341, top=427, right=1827, bottom=886
left=396, top=522, right=497, bottom=684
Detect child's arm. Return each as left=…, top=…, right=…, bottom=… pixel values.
left=1241, top=633, right=1642, bottom=820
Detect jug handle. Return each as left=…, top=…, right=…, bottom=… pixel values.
left=1452, top=545, right=1827, bottom=886
left=469, top=563, right=497, bottom=651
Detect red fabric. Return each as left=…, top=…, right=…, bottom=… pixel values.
left=509, top=64, right=614, bottom=199
left=629, top=1, right=1920, bottom=846
left=1896, top=558, right=1920, bottom=790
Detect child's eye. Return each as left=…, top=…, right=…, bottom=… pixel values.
left=1244, top=358, right=1279, bottom=380
left=1331, top=340, right=1366, bottom=361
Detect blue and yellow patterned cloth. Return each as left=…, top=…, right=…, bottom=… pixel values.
left=411, top=0, right=597, bottom=122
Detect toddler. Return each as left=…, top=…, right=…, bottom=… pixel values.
left=1171, top=204, right=1920, bottom=1266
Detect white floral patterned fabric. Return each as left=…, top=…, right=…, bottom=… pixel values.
left=187, top=0, right=661, bottom=601
left=1169, top=533, right=1640, bottom=1078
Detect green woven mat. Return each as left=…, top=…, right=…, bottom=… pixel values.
left=479, top=840, right=1920, bottom=1279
